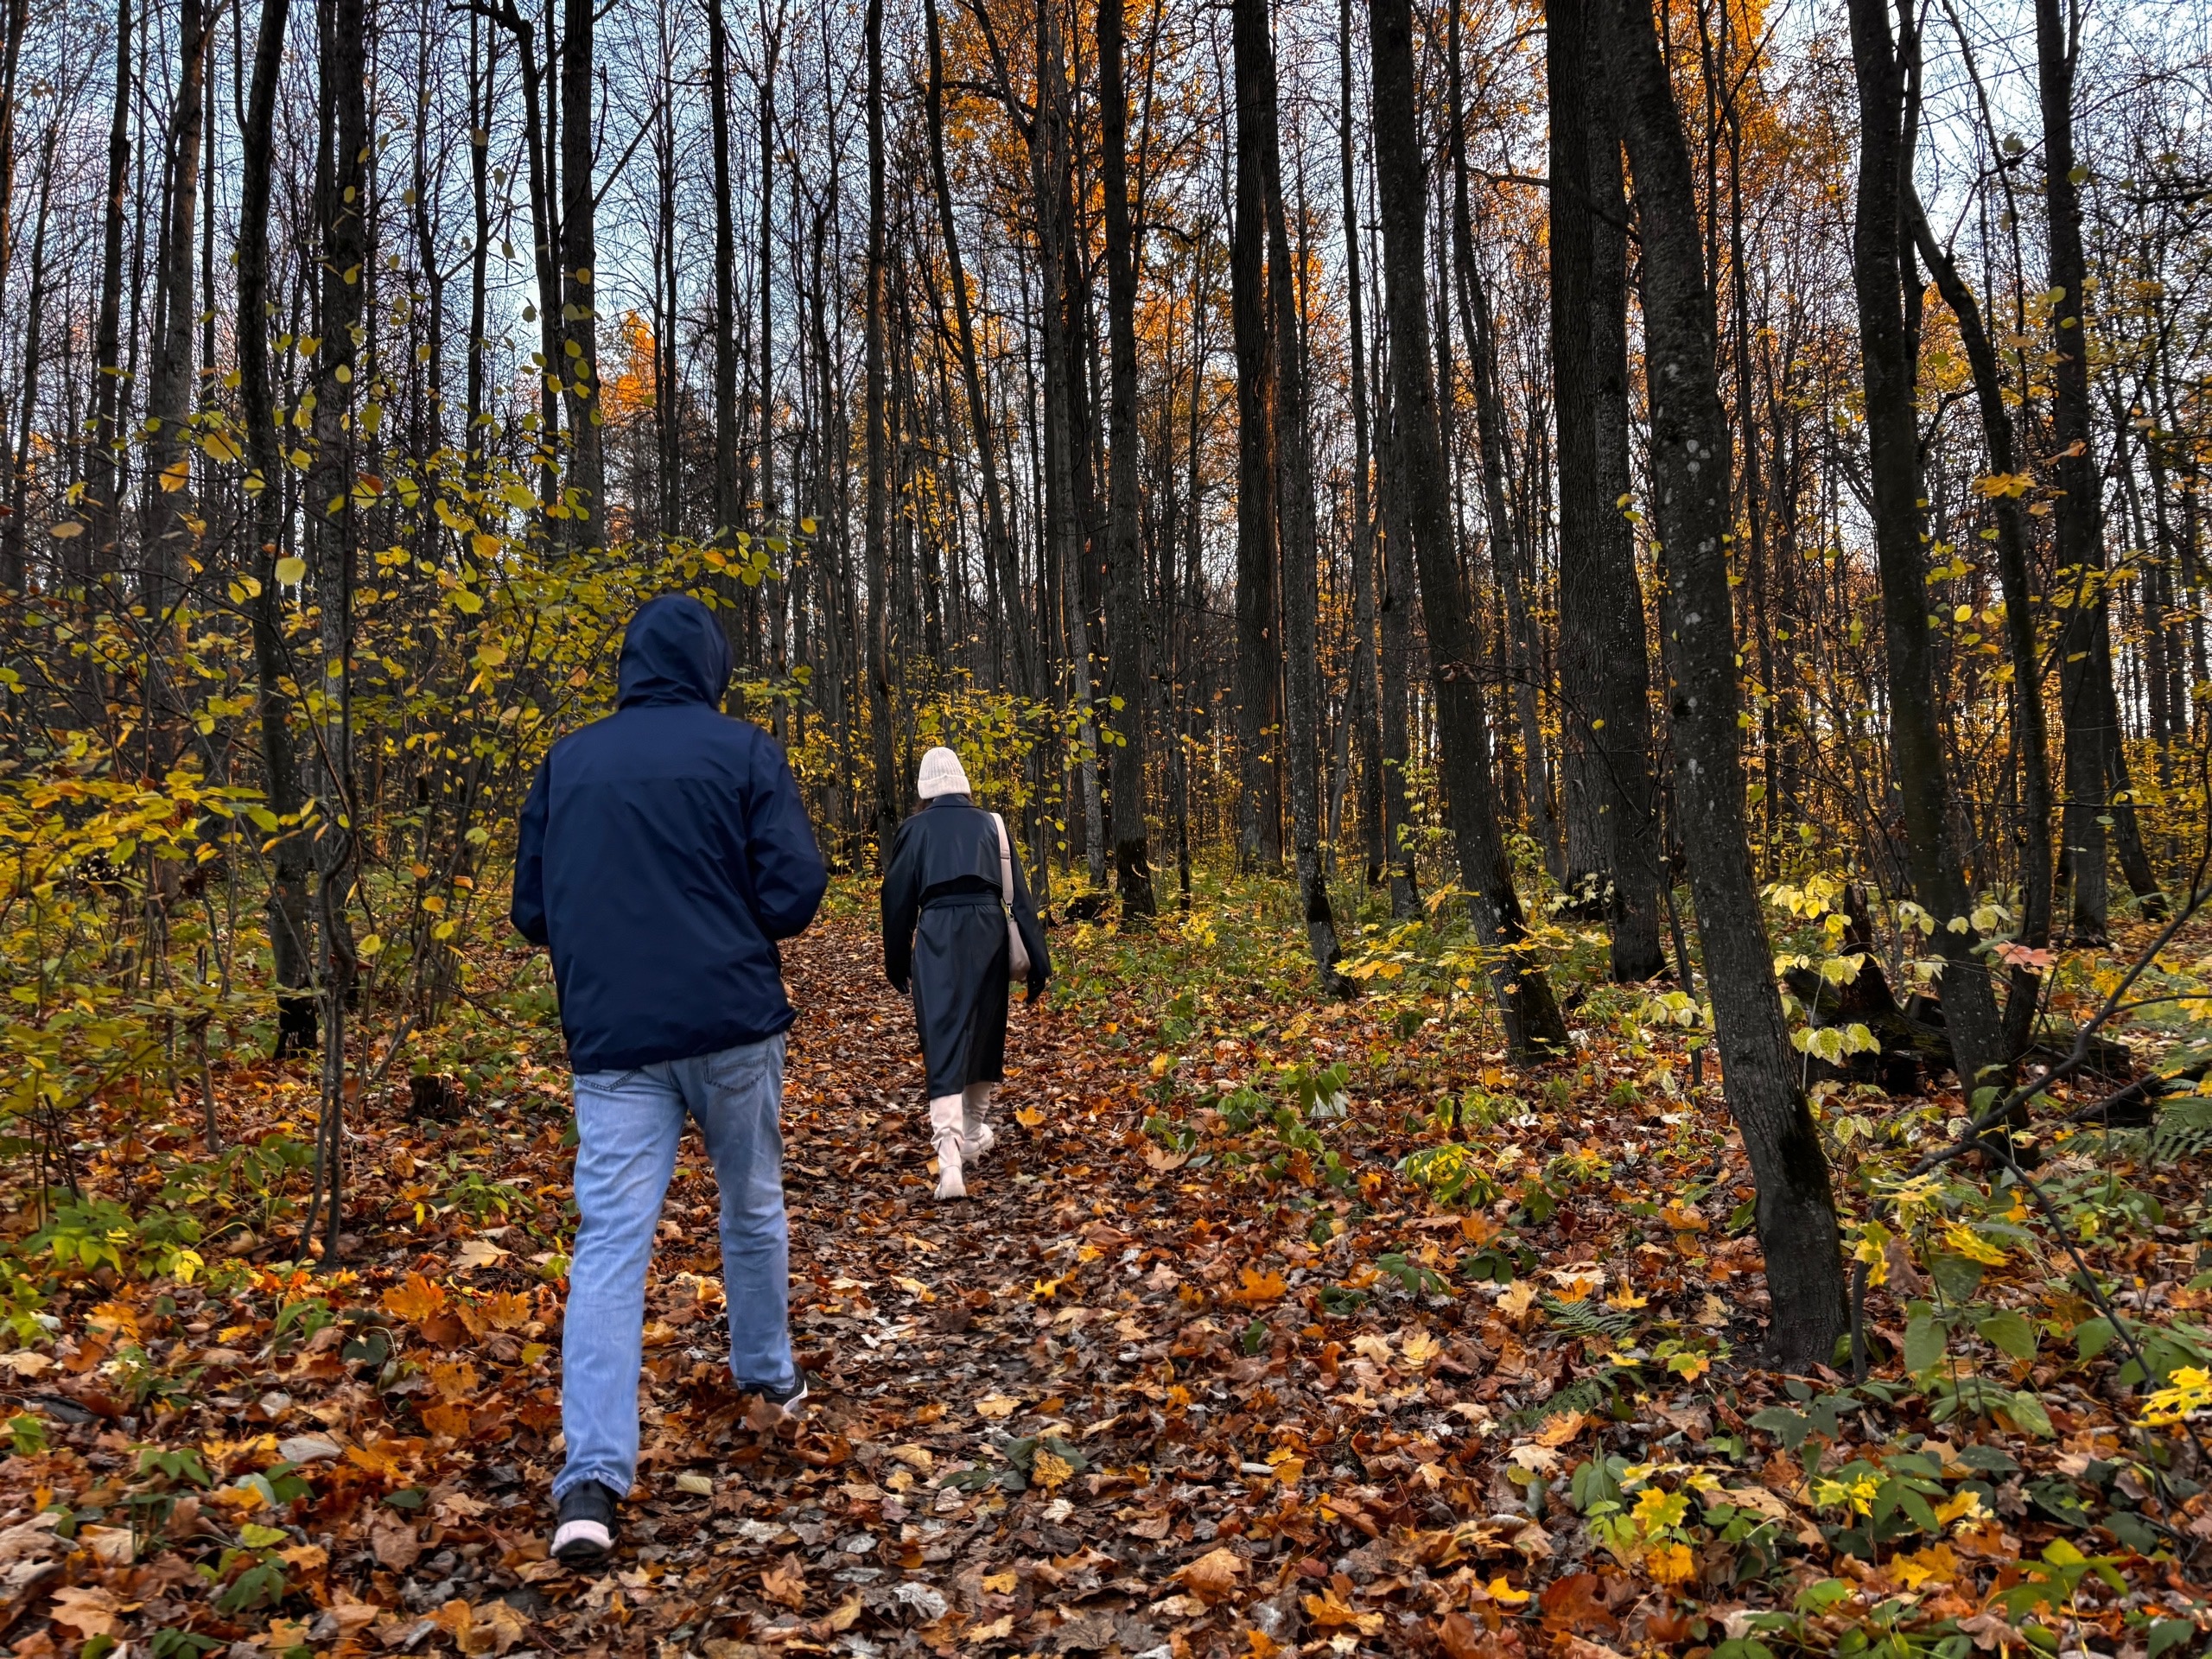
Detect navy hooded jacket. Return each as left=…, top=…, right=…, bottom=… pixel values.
left=511, top=594, right=827, bottom=1072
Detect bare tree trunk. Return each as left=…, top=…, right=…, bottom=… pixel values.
left=237, top=0, right=315, bottom=1055
left=1846, top=0, right=2006, bottom=1092
left=1446, top=0, right=1555, bottom=879
left=1340, top=0, right=1383, bottom=893
left=1230, top=0, right=1281, bottom=874
left=863, top=0, right=896, bottom=857
left=556, top=0, right=601, bottom=540
left=0, top=124, right=51, bottom=591
left=1548, top=0, right=1664, bottom=980
left=925, top=0, right=1027, bottom=699
left=1243, top=0, right=1344, bottom=982
left=1368, top=0, right=1565, bottom=1059
left=1905, top=193, right=2055, bottom=1055
left=0, top=0, right=32, bottom=360
left=1098, top=0, right=1156, bottom=916
left=2037, top=0, right=2143, bottom=935
left=81, top=0, right=133, bottom=579
left=142, top=0, right=210, bottom=618
left=1597, top=0, right=1845, bottom=1368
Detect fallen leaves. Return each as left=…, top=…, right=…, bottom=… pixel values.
left=1173, top=1545, right=1247, bottom=1605
left=382, top=1272, right=448, bottom=1323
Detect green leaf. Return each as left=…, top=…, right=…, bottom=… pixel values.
left=2075, top=1317, right=2114, bottom=1361
left=274, top=555, right=306, bottom=585
left=2008, top=1390, right=2056, bottom=1439
left=1978, top=1309, right=2037, bottom=1361
left=1904, top=1305, right=1948, bottom=1377
left=1929, top=1253, right=1986, bottom=1302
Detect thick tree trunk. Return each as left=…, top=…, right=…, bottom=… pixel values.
left=925, top=0, right=1027, bottom=698
left=1341, top=0, right=1384, bottom=893
left=1447, top=0, right=1555, bottom=879
left=1246, top=0, right=1345, bottom=982
left=556, top=0, right=601, bottom=541
left=1905, top=191, right=2055, bottom=1055
left=1230, top=0, right=1281, bottom=874
left=1369, top=0, right=1566, bottom=1059
left=2036, top=0, right=2148, bottom=935
left=1546, top=0, right=1665, bottom=980
left=0, top=126, right=52, bottom=592
left=863, top=0, right=896, bottom=857
left=1846, top=0, right=2006, bottom=1094
left=237, top=0, right=315, bottom=1052
left=142, top=0, right=209, bottom=618
left=80, top=0, right=132, bottom=579
left=1598, top=0, right=1846, bottom=1369
left=1097, top=0, right=1156, bottom=917
left=708, top=0, right=741, bottom=569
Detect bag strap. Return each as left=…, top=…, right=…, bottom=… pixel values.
left=991, top=812, right=1014, bottom=911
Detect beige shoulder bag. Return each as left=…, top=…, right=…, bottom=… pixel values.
left=990, top=812, right=1032, bottom=979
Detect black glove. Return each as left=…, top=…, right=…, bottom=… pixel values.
left=889, top=975, right=910, bottom=996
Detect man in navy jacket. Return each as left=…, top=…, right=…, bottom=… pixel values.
left=512, top=593, right=826, bottom=1569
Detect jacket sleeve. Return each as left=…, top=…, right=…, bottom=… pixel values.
left=880, top=818, right=919, bottom=993
left=511, top=757, right=551, bottom=946
left=744, top=743, right=829, bottom=941
left=1008, top=833, right=1051, bottom=998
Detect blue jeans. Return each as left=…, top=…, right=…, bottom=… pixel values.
left=556, top=1033, right=794, bottom=1500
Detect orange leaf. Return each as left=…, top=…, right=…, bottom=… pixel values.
left=383, top=1273, right=448, bottom=1325
left=1230, top=1266, right=1287, bottom=1305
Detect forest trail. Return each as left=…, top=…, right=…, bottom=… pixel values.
left=598, top=908, right=1337, bottom=1655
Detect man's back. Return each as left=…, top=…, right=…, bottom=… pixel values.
left=512, top=594, right=826, bottom=1073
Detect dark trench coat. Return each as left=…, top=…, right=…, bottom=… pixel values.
left=880, top=797, right=1050, bottom=1097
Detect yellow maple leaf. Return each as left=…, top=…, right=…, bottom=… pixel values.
left=1645, top=1541, right=1696, bottom=1586
left=1230, top=1266, right=1287, bottom=1304
left=1031, top=1449, right=1073, bottom=1489
left=383, top=1273, right=447, bottom=1324
left=429, top=1360, right=480, bottom=1402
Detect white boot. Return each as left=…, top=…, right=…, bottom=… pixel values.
left=930, top=1095, right=967, bottom=1201
left=963, top=1084, right=997, bottom=1163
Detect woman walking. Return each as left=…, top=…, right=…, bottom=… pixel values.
left=882, top=747, right=1051, bottom=1199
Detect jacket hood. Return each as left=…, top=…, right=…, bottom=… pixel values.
left=616, top=594, right=732, bottom=709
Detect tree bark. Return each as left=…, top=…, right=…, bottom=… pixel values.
left=81, top=0, right=133, bottom=579
left=863, top=0, right=896, bottom=857
left=1845, top=0, right=2006, bottom=1093
left=1905, top=189, right=2055, bottom=1055
left=2037, top=0, right=2148, bottom=935
left=1243, top=0, right=1345, bottom=982
left=237, top=0, right=315, bottom=1052
left=1598, top=0, right=1845, bottom=1368
left=708, top=0, right=741, bottom=569
left=1447, top=0, right=1555, bottom=878
left=925, top=0, right=1027, bottom=699
left=1230, top=0, right=1281, bottom=874
left=1369, top=0, right=1567, bottom=1059
left=1546, top=0, right=1665, bottom=980
left=142, top=0, right=210, bottom=618
left=556, top=0, right=601, bottom=540
left=1341, top=0, right=1384, bottom=893
left=1098, top=0, right=1156, bottom=916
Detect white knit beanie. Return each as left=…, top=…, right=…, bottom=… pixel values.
left=916, top=747, right=973, bottom=799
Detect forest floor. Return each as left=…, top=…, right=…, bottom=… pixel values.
left=3, top=880, right=2211, bottom=1657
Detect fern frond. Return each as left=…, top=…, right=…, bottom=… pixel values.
left=2149, top=1095, right=2212, bottom=1166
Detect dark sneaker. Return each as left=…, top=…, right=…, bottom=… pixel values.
left=745, top=1370, right=812, bottom=1428
left=550, top=1479, right=620, bottom=1569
